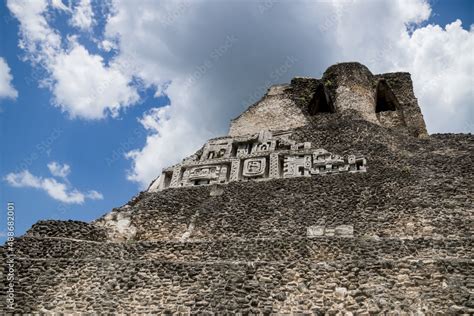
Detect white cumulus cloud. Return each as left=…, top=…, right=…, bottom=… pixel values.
left=7, top=0, right=61, bottom=65
left=4, top=164, right=103, bottom=204
left=403, top=20, right=474, bottom=133
left=47, top=161, right=71, bottom=178
left=50, top=0, right=70, bottom=12
left=7, top=0, right=139, bottom=119
left=70, top=0, right=94, bottom=31
left=50, top=43, right=139, bottom=119
left=99, top=0, right=473, bottom=187
left=6, top=0, right=474, bottom=188
left=0, top=57, right=18, bottom=99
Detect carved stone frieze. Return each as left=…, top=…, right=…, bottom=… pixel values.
left=149, top=130, right=367, bottom=191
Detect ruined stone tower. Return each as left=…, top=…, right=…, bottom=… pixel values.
left=1, top=63, right=472, bottom=314
left=228, top=63, right=427, bottom=138
left=148, top=62, right=426, bottom=192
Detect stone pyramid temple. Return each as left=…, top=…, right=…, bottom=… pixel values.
left=1, top=62, right=472, bottom=314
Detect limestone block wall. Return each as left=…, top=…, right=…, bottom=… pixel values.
left=124, top=116, right=472, bottom=242
left=26, top=220, right=108, bottom=241
left=376, top=72, right=428, bottom=137
left=2, top=236, right=472, bottom=314
left=0, top=65, right=471, bottom=313
left=230, top=63, right=428, bottom=139
left=1, top=125, right=472, bottom=313
left=11, top=236, right=473, bottom=263
left=228, top=85, right=309, bottom=136
left=323, top=62, right=378, bottom=123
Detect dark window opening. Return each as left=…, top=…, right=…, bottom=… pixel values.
left=163, top=172, right=172, bottom=188
left=308, top=84, right=334, bottom=115
left=375, top=80, right=399, bottom=113
left=208, top=151, right=215, bottom=159
left=194, top=179, right=210, bottom=186
left=298, top=166, right=305, bottom=175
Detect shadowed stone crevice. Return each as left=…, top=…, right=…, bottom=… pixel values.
left=375, top=79, right=399, bottom=113
left=308, top=83, right=335, bottom=114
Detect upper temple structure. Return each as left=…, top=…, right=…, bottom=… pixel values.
left=3, top=62, right=472, bottom=314
left=148, top=62, right=426, bottom=191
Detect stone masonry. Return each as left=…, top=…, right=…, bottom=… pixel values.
left=148, top=129, right=367, bottom=191
left=1, top=62, right=472, bottom=314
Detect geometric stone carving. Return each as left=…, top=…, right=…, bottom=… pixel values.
left=307, top=225, right=354, bottom=238
left=269, top=153, right=280, bottom=178
left=150, top=129, right=367, bottom=191
left=236, top=143, right=250, bottom=157
left=311, top=150, right=366, bottom=175
left=218, top=165, right=228, bottom=183
left=242, top=158, right=266, bottom=178
left=283, top=155, right=312, bottom=177
left=201, top=140, right=233, bottom=161
left=188, top=166, right=219, bottom=181
left=229, top=159, right=240, bottom=181
left=252, top=141, right=276, bottom=154
left=182, top=164, right=229, bottom=186
left=311, top=149, right=345, bottom=174
left=290, top=142, right=311, bottom=150
left=170, top=165, right=182, bottom=187
left=307, top=226, right=325, bottom=237
left=335, top=225, right=354, bottom=237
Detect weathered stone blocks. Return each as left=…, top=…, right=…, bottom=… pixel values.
left=1, top=63, right=471, bottom=314
left=307, top=225, right=354, bottom=238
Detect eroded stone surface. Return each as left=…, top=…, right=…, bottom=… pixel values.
left=230, top=62, right=428, bottom=138
left=1, top=63, right=471, bottom=314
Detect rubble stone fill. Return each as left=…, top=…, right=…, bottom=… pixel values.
left=1, top=62, right=472, bottom=314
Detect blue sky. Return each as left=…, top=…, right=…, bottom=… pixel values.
left=0, top=0, right=473, bottom=242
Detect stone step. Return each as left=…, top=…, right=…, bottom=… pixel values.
left=1, top=257, right=472, bottom=314
left=6, top=235, right=473, bottom=262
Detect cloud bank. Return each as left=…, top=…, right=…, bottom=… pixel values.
left=7, top=0, right=138, bottom=119
left=7, top=0, right=474, bottom=188
left=4, top=162, right=103, bottom=204
left=103, top=0, right=472, bottom=187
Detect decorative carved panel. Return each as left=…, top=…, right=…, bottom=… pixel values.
left=152, top=130, right=367, bottom=191
left=242, top=158, right=266, bottom=177
left=283, top=155, right=312, bottom=177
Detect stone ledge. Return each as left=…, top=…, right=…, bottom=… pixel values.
left=7, top=236, right=472, bottom=263
left=8, top=256, right=474, bottom=265
left=13, top=235, right=474, bottom=243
